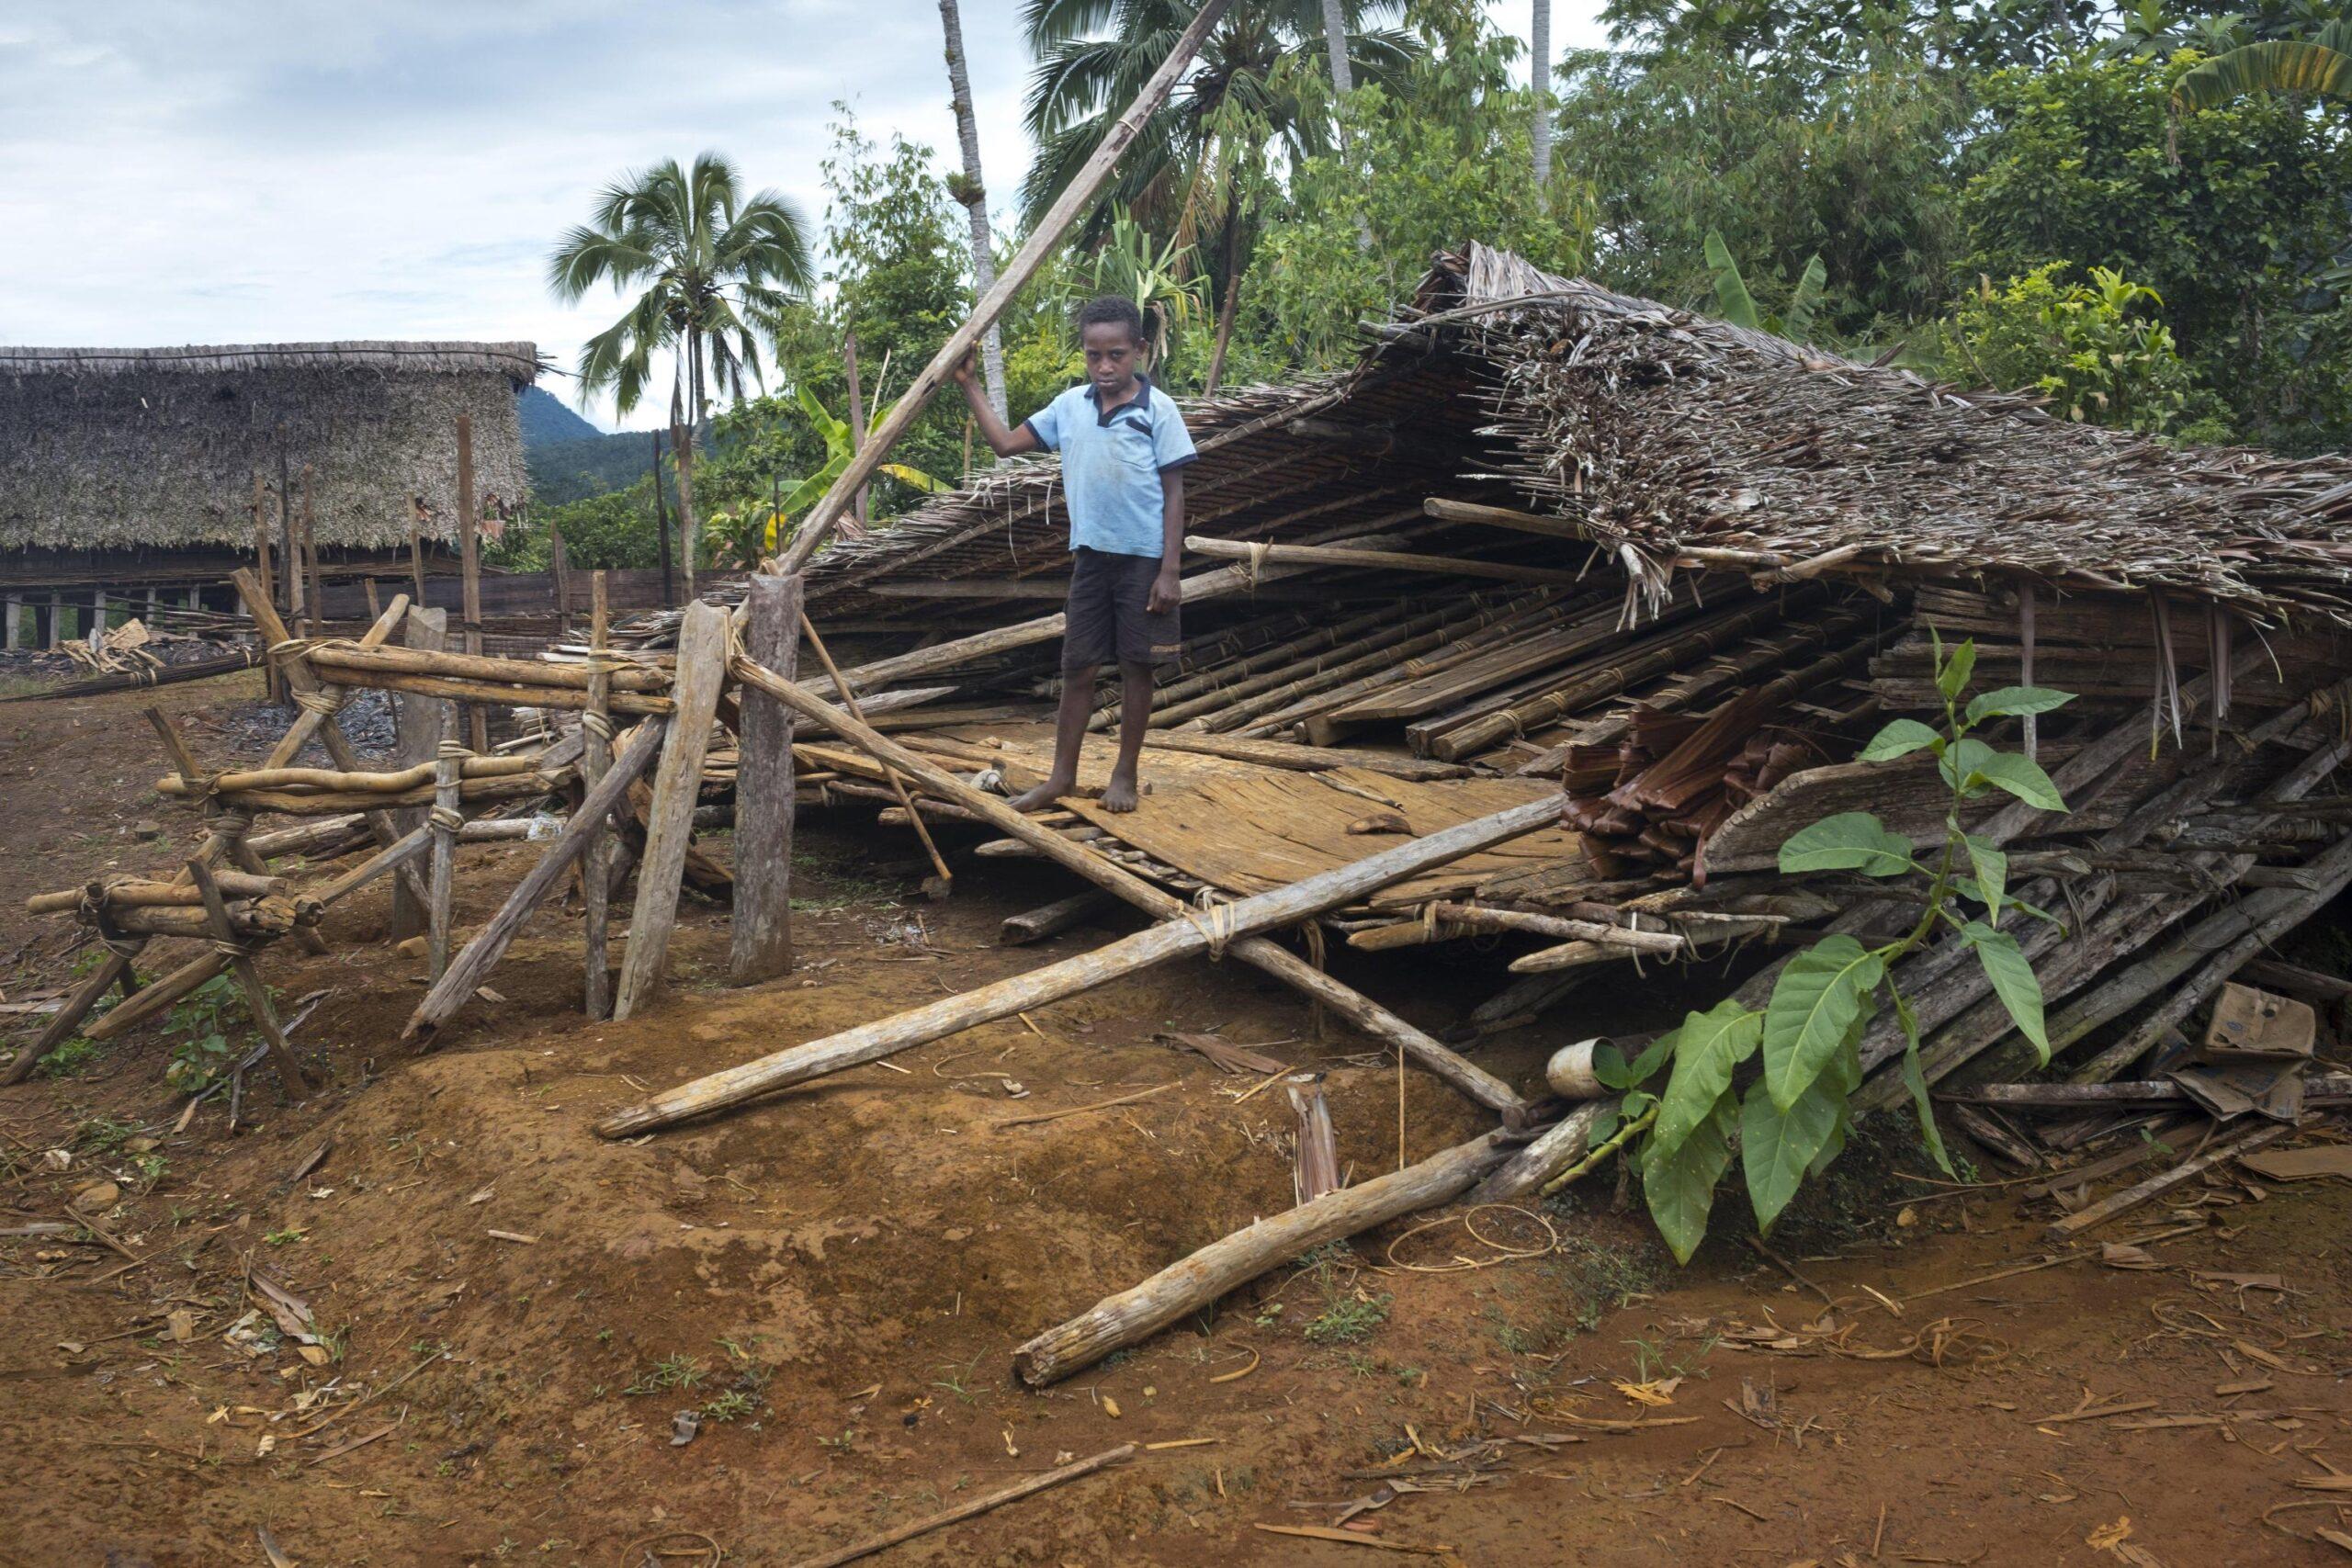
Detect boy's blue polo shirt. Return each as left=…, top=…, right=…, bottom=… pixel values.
left=1021, top=375, right=1198, bottom=558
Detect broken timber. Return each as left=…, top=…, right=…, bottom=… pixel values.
left=614, top=601, right=730, bottom=1020
left=593, top=659, right=1543, bottom=1137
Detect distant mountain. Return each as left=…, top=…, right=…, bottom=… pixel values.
left=530, top=430, right=666, bottom=507
left=517, top=386, right=602, bottom=446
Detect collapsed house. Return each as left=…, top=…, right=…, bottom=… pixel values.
left=0, top=340, right=537, bottom=648
left=24, top=243, right=2352, bottom=1385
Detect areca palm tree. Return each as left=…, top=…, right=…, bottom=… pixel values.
left=2174, top=18, right=2352, bottom=111
left=548, top=153, right=816, bottom=427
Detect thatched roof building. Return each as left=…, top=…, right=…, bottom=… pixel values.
left=797, top=243, right=2352, bottom=635
left=0, top=341, right=540, bottom=562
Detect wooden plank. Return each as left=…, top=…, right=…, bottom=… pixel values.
left=729, top=575, right=801, bottom=985
left=402, top=720, right=668, bottom=1041
left=773, top=0, right=1239, bottom=572
left=614, top=602, right=731, bottom=1020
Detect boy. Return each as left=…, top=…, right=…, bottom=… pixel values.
left=952, top=296, right=1196, bottom=813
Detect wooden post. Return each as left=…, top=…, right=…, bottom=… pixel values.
left=614, top=602, right=730, bottom=1018
left=729, top=576, right=802, bottom=985
left=669, top=419, right=698, bottom=603
left=187, top=856, right=311, bottom=1096
left=403, top=719, right=668, bottom=1041
left=3, top=597, right=17, bottom=650
left=277, top=448, right=297, bottom=619
left=254, top=471, right=280, bottom=702
left=40, top=594, right=59, bottom=650
left=427, top=723, right=464, bottom=980
left=300, top=464, right=324, bottom=637
left=548, top=520, right=571, bottom=632
left=771, top=0, right=1238, bottom=574
left=455, top=414, right=488, bottom=753
left=842, top=331, right=870, bottom=529
left=582, top=572, right=616, bottom=1018
left=143, top=586, right=158, bottom=623
left=364, top=578, right=380, bottom=621
left=652, top=432, right=675, bottom=608
left=409, top=499, right=428, bottom=607
left=390, top=606, right=447, bottom=942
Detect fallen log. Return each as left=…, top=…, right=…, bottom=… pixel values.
left=787, top=1445, right=1136, bottom=1568
left=1952, top=1076, right=2352, bottom=1108
left=1010, top=1133, right=1510, bottom=1385
left=1465, top=1100, right=1613, bottom=1205
left=1350, top=902, right=1684, bottom=955
left=0, top=646, right=264, bottom=703
left=1001, top=890, right=1118, bottom=946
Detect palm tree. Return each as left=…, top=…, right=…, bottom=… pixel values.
left=1022, top=0, right=1414, bottom=387
left=547, top=153, right=816, bottom=429
left=2174, top=18, right=2352, bottom=111
left=938, top=0, right=1010, bottom=422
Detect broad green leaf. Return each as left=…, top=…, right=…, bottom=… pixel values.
left=1644, top=1091, right=1735, bottom=1265
left=1779, top=812, right=1917, bottom=878
left=1742, top=1076, right=1844, bottom=1232
left=1963, top=920, right=2050, bottom=1062
left=1652, top=1001, right=1763, bottom=1157
left=1936, top=638, right=1978, bottom=703
left=1893, top=987, right=1954, bottom=1176
left=1782, top=252, right=1827, bottom=344
left=1939, top=737, right=1996, bottom=795
left=1702, top=229, right=1761, bottom=331
left=1858, top=718, right=1941, bottom=763
left=879, top=463, right=950, bottom=494
left=1964, top=686, right=2076, bottom=725
left=1594, top=1033, right=1672, bottom=1090
left=1972, top=752, right=2067, bottom=813
left=1962, top=833, right=2007, bottom=916
left=1762, top=935, right=1886, bottom=1110
left=2174, top=35, right=2352, bottom=113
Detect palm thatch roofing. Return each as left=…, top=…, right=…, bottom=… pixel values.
left=801, top=243, right=2352, bottom=632
left=0, top=341, right=541, bottom=555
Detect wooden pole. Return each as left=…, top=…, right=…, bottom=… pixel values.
left=2046, top=1117, right=2302, bottom=1240
left=254, top=471, right=280, bottom=703
left=187, top=856, right=311, bottom=1095
left=1012, top=1133, right=1511, bottom=1385
left=548, top=519, right=571, bottom=632
left=799, top=612, right=951, bottom=891
left=455, top=414, right=487, bottom=753
left=770, top=0, right=1238, bottom=575
left=789, top=1446, right=1135, bottom=1568
left=261, top=592, right=411, bottom=772
left=842, top=330, right=870, bottom=530
left=583, top=572, right=616, bottom=1019
left=729, top=577, right=802, bottom=985
left=1001, top=889, right=1117, bottom=946
left=594, top=746, right=1547, bottom=1135
left=277, top=448, right=297, bottom=620
left=1183, top=535, right=1584, bottom=586
left=389, top=606, right=448, bottom=942
left=613, top=602, right=730, bottom=1019
left=300, top=464, right=322, bottom=638
left=364, top=578, right=380, bottom=621
left=427, top=722, right=464, bottom=980
left=404, top=719, right=666, bottom=1040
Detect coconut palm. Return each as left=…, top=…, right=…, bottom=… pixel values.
left=2174, top=18, right=2352, bottom=111
left=548, top=153, right=815, bottom=427
left=938, top=0, right=1010, bottom=421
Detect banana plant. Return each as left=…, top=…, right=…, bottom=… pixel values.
left=2174, top=18, right=2352, bottom=111
left=1080, top=209, right=1209, bottom=367
left=757, top=382, right=949, bottom=552
left=1703, top=230, right=1829, bottom=345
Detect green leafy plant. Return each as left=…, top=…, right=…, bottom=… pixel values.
left=1703, top=229, right=1828, bottom=343
left=164, top=972, right=265, bottom=1094
left=1600, top=635, right=2074, bottom=1262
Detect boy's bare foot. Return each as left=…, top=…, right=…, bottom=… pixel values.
left=1101, top=773, right=1140, bottom=813
left=1004, top=777, right=1074, bottom=813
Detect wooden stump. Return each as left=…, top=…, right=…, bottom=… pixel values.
left=729, top=576, right=801, bottom=985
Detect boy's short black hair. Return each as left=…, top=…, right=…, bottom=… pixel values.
left=1075, top=295, right=1148, bottom=345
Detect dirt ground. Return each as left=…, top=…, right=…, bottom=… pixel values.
left=6, top=674, right=2352, bottom=1566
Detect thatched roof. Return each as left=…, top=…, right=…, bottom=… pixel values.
left=801, top=243, right=2352, bottom=631
left=0, top=340, right=540, bottom=555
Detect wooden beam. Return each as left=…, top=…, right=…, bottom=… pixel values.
left=771, top=0, right=1238, bottom=573
left=456, top=413, right=487, bottom=752
left=1422, top=496, right=1591, bottom=540
left=1183, top=535, right=1584, bottom=586
left=729, top=575, right=801, bottom=986
left=614, top=602, right=730, bottom=1020
left=187, top=856, right=311, bottom=1095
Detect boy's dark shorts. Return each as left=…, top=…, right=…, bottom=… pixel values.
left=1062, top=547, right=1181, bottom=671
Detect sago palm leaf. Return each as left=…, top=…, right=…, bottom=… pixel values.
left=2175, top=29, right=2352, bottom=110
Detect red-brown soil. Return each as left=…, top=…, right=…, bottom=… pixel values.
left=3, top=674, right=2349, bottom=1566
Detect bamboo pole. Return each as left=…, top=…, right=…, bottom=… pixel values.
left=1421, top=496, right=1591, bottom=541
left=403, top=720, right=668, bottom=1041
left=261, top=592, right=412, bottom=771
left=613, top=602, right=731, bottom=1020
left=1182, top=535, right=1585, bottom=585
left=456, top=413, right=487, bottom=753
left=1011, top=1132, right=1511, bottom=1385
left=583, top=572, right=616, bottom=1018
left=160, top=754, right=542, bottom=796
left=300, top=668, right=673, bottom=716
left=770, top=0, right=1238, bottom=575
left=304, top=643, right=671, bottom=693
left=1349, top=902, right=1684, bottom=954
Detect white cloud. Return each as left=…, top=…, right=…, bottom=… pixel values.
left=0, top=1, right=1602, bottom=430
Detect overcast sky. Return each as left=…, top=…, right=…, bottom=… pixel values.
left=0, top=2, right=1603, bottom=429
